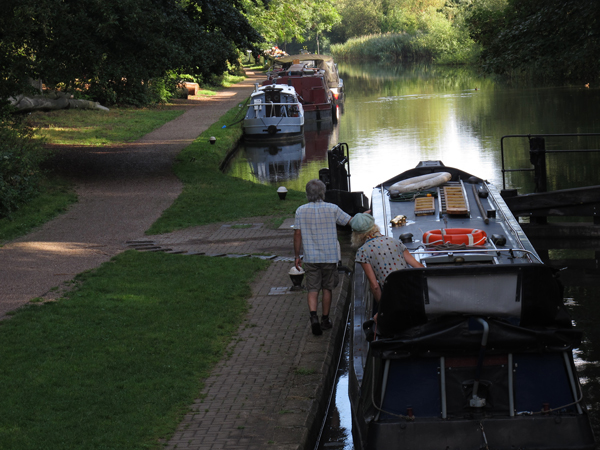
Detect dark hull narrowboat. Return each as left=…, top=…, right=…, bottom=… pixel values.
left=349, top=161, right=596, bottom=450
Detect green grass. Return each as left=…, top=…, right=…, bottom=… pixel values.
left=0, top=73, right=298, bottom=450
left=0, top=175, right=77, bottom=244
left=0, top=251, right=269, bottom=450
left=147, top=106, right=305, bottom=234
left=27, top=107, right=185, bottom=146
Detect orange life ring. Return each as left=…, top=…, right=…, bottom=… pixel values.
left=423, top=228, right=487, bottom=246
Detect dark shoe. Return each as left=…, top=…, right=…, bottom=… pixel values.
left=363, top=319, right=376, bottom=342
left=310, top=315, right=322, bottom=335
left=321, top=316, right=333, bottom=330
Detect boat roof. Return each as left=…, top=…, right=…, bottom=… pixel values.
left=274, top=54, right=334, bottom=64
left=271, top=54, right=340, bottom=89
left=251, top=84, right=298, bottom=98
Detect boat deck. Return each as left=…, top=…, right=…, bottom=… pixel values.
left=370, top=175, right=540, bottom=266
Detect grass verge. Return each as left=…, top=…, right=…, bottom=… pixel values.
left=0, top=251, right=269, bottom=449
left=147, top=105, right=305, bottom=234
left=27, top=107, right=186, bottom=146
left=0, top=175, right=77, bottom=244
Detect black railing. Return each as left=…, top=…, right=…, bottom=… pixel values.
left=500, top=133, right=600, bottom=191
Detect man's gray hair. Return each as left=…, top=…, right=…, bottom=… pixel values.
left=306, top=179, right=326, bottom=202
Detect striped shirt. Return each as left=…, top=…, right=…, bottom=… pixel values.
left=295, top=201, right=351, bottom=263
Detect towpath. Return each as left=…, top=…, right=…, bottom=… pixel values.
left=0, top=71, right=350, bottom=449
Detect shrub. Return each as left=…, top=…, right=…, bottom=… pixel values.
left=0, top=112, right=49, bottom=218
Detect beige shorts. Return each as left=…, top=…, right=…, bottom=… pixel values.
left=304, top=263, right=339, bottom=292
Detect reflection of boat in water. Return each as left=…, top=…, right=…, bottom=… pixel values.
left=243, top=139, right=305, bottom=182
left=324, top=151, right=596, bottom=450
left=242, top=84, right=304, bottom=139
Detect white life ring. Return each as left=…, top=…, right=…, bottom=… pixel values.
left=389, top=172, right=452, bottom=194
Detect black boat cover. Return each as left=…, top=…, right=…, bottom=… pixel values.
left=372, top=264, right=579, bottom=356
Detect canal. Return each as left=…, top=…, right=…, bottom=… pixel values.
left=227, top=62, right=600, bottom=448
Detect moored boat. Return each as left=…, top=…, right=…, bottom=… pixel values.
left=242, top=84, right=304, bottom=140
left=336, top=157, right=595, bottom=449
left=265, top=54, right=341, bottom=123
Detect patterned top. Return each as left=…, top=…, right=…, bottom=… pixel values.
left=355, top=236, right=408, bottom=285
left=295, top=201, right=351, bottom=263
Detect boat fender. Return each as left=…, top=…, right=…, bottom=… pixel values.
left=423, top=228, right=487, bottom=246
left=389, top=172, right=452, bottom=194
left=491, top=234, right=507, bottom=246
left=267, top=125, right=279, bottom=135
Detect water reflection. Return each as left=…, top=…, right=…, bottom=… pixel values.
left=227, top=62, right=600, bottom=447
left=243, top=138, right=305, bottom=183
left=227, top=121, right=341, bottom=192
left=336, top=62, right=600, bottom=198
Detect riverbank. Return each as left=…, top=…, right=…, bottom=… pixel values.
left=0, top=71, right=352, bottom=449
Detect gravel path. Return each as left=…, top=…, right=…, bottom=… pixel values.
left=0, top=72, right=263, bottom=317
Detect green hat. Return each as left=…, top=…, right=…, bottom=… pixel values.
left=350, top=213, right=375, bottom=233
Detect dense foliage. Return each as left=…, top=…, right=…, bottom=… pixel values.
left=329, top=0, right=477, bottom=64
left=0, top=0, right=263, bottom=106
left=242, top=0, right=340, bottom=53
left=475, top=0, right=600, bottom=83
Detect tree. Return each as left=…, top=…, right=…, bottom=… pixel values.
left=478, top=0, right=600, bottom=83
left=242, top=0, right=340, bottom=50
left=0, top=0, right=264, bottom=105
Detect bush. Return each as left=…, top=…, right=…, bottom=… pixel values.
left=0, top=112, right=49, bottom=218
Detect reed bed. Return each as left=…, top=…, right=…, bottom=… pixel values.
left=331, top=31, right=477, bottom=65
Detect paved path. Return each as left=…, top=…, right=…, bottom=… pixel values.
left=0, top=72, right=263, bottom=316
left=0, top=72, right=352, bottom=449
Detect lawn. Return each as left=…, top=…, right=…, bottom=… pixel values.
left=0, top=251, right=268, bottom=449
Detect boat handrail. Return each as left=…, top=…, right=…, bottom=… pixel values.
left=410, top=247, right=543, bottom=264
left=247, top=101, right=302, bottom=108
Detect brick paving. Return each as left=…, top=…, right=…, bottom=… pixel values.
left=163, top=258, right=349, bottom=450
left=128, top=217, right=351, bottom=450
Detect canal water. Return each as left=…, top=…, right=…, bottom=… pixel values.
left=227, top=62, right=600, bottom=448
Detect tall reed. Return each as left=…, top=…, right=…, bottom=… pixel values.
left=331, top=31, right=477, bottom=65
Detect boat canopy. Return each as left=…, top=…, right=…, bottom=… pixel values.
left=376, top=264, right=572, bottom=337
left=271, top=54, right=340, bottom=90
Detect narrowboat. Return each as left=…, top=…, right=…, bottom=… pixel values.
left=264, top=54, right=340, bottom=123
left=345, top=159, right=596, bottom=449
left=242, top=84, right=304, bottom=139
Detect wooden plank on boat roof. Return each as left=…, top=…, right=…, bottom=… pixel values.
left=414, top=196, right=435, bottom=215
left=443, top=186, right=468, bottom=214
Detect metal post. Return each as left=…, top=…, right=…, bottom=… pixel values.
left=529, top=137, right=548, bottom=224
left=529, top=137, right=547, bottom=193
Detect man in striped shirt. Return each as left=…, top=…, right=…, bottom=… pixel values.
left=294, top=179, right=351, bottom=336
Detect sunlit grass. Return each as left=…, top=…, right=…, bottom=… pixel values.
left=27, top=107, right=185, bottom=146
left=147, top=105, right=305, bottom=234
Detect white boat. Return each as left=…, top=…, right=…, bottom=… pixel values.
left=242, top=84, right=304, bottom=140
